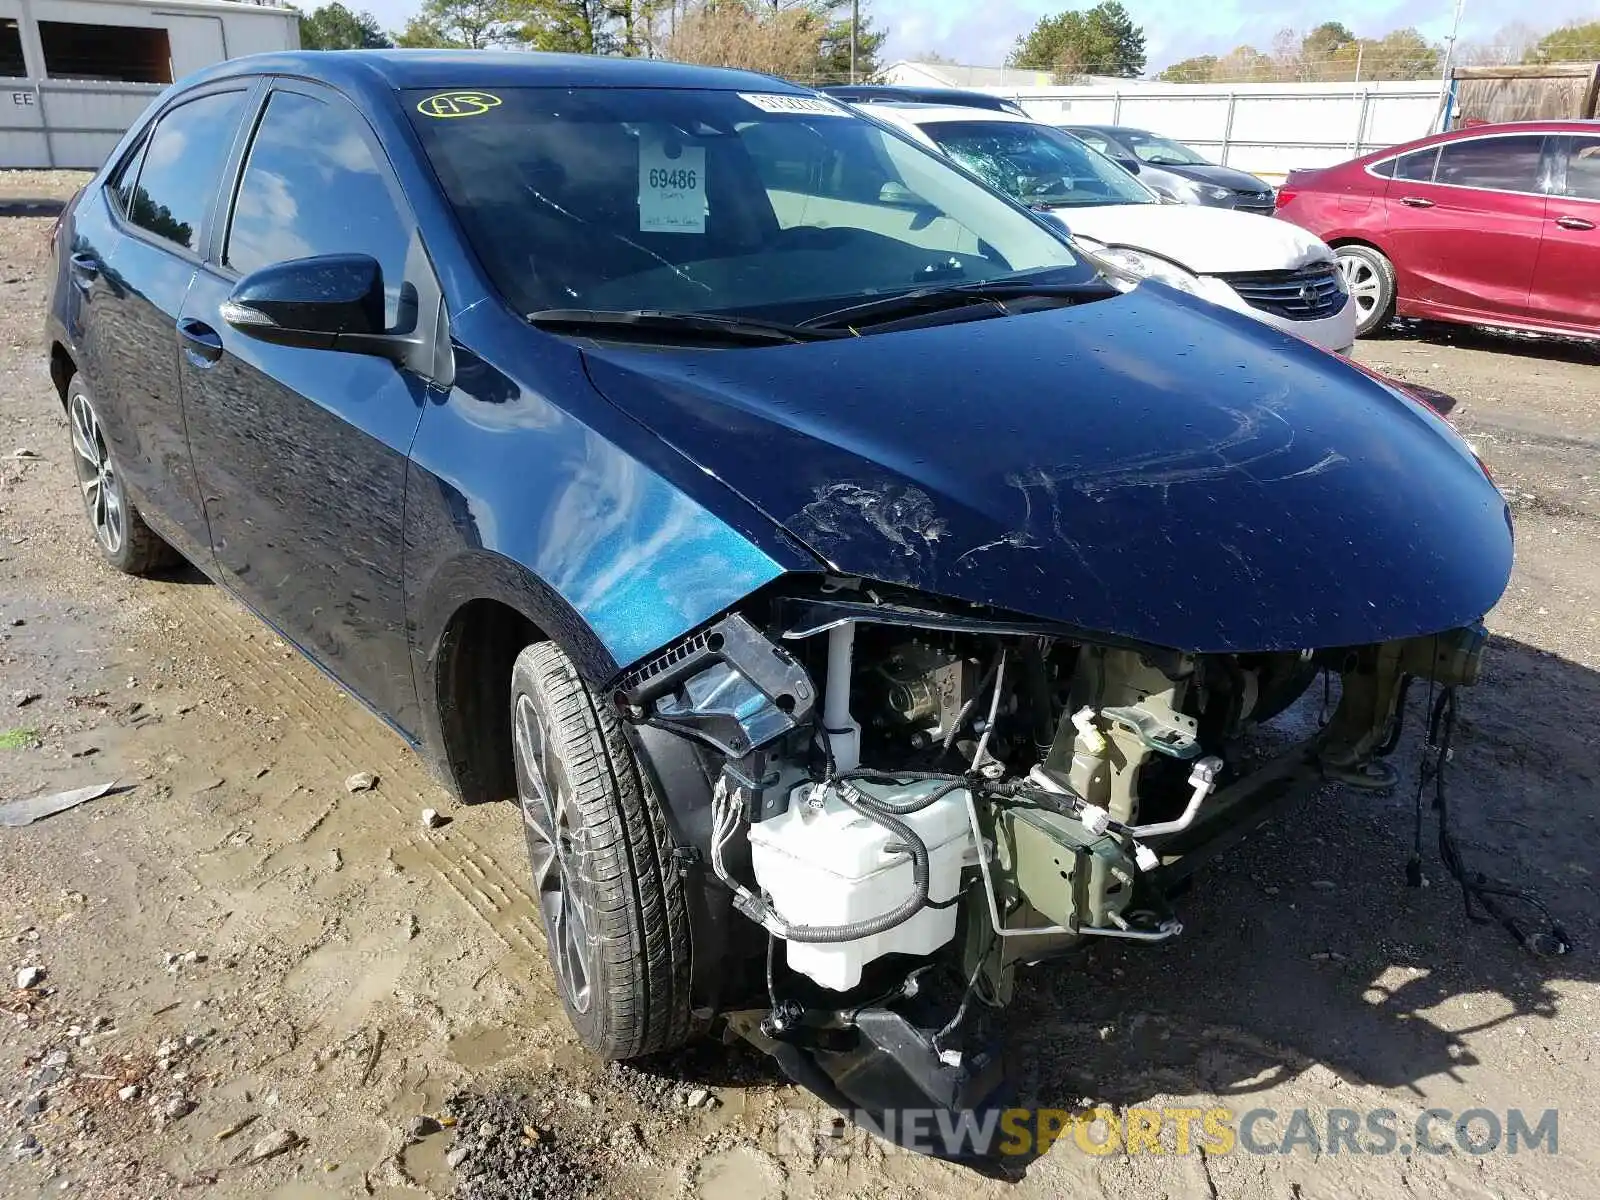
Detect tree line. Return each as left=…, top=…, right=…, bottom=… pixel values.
left=296, top=0, right=886, bottom=84
left=1001, top=7, right=1600, bottom=85
left=1163, top=19, right=1600, bottom=84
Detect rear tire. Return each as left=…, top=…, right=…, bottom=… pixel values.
left=509, top=640, right=693, bottom=1060
left=1335, top=245, right=1397, bottom=338
left=64, top=375, right=179, bottom=576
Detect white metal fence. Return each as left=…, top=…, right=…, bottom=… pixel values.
left=977, top=80, right=1448, bottom=180
left=0, top=77, right=160, bottom=168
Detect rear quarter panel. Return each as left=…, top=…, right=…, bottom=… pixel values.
left=1276, top=162, right=1389, bottom=245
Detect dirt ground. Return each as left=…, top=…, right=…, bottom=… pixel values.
left=0, top=170, right=1597, bottom=1200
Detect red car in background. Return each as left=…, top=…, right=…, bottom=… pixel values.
left=1274, top=121, right=1600, bottom=339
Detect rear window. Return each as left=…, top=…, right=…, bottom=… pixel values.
left=404, top=86, right=1084, bottom=322
left=1392, top=148, right=1438, bottom=182
left=124, top=90, right=247, bottom=251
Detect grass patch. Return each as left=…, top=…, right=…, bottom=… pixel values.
left=0, top=727, right=37, bottom=750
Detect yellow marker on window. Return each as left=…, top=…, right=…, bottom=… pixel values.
left=416, top=92, right=502, bottom=119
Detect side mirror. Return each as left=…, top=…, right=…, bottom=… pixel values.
left=1114, top=155, right=1141, bottom=175
left=221, top=254, right=410, bottom=358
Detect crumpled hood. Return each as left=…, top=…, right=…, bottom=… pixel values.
left=581, top=286, right=1512, bottom=653
left=1054, top=203, right=1332, bottom=274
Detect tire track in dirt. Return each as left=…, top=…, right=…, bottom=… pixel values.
left=136, top=570, right=555, bottom=982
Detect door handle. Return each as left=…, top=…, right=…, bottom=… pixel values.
left=69, top=252, right=99, bottom=291
left=1555, top=215, right=1596, bottom=231
left=1398, top=196, right=1435, bottom=208
left=176, top=317, right=224, bottom=366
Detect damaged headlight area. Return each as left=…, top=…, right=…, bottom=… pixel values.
left=1077, top=241, right=1204, bottom=297
left=610, top=580, right=1518, bottom=1129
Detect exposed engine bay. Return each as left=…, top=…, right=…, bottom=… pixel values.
left=612, top=577, right=1545, bottom=1130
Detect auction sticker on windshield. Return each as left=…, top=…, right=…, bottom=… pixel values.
left=639, top=138, right=706, bottom=234
left=738, top=93, right=848, bottom=117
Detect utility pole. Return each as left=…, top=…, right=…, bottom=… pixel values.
left=850, top=0, right=859, bottom=83
left=1435, top=0, right=1466, bottom=130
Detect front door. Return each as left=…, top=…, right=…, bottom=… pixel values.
left=1529, top=132, right=1600, bottom=335
left=1382, top=133, right=1548, bottom=323
left=177, top=81, right=431, bottom=734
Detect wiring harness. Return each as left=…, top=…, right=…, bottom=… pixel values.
left=1409, top=685, right=1572, bottom=957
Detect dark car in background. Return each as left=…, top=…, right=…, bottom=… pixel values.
left=821, top=83, right=1028, bottom=116
left=1064, top=124, right=1277, bottom=214
left=45, top=49, right=1511, bottom=1144
left=1274, top=120, right=1600, bottom=339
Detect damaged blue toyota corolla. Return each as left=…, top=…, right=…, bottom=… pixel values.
left=47, top=51, right=1520, bottom=1144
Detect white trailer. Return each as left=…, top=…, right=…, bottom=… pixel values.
left=0, top=0, right=298, bottom=169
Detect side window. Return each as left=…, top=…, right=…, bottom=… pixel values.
left=107, top=136, right=148, bottom=216
left=1393, top=148, right=1438, bottom=182
left=1563, top=135, right=1600, bottom=201
left=126, top=92, right=247, bottom=251
left=226, top=90, right=411, bottom=328
left=1435, top=136, right=1545, bottom=193
left=1075, top=132, right=1111, bottom=154
left=1369, top=157, right=1396, bottom=179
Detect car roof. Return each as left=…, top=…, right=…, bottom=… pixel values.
left=180, top=48, right=807, bottom=95
left=822, top=84, right=1020, bottom=107
left=855, top=101, right=1035, bottom=127
left=825, top=84, right=991, bottom=98
left=1064, top=125, right=1151, bottom=136
left=1361, top=117, right=1599, bottom=160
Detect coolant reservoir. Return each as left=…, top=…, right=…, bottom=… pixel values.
left=748, top=779, right=974, bottom=991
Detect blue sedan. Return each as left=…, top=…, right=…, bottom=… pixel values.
left=46, top=50, right=1511, bottom=1140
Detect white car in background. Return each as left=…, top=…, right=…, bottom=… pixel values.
left=858, top=103, right=1358, bottom=354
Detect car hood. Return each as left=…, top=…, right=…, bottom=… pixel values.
left=580, top=286, right=1512, bottom=654
left=1161, top=162, right=1272, bottom=193
left=1050, top=204, right=1332, bottom=274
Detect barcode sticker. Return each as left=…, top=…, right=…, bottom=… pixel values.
left=738, top=93, right=849, bottom=117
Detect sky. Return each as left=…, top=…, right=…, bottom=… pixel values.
left=350, top=0, right=1600, bottom=74
left=868, top=0, right=1600, bottom=73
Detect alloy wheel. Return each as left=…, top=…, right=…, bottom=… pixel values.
left=1338, top=253, right=1383, bottom=322
left=69, top=391, right=124, bottom=555
left=512, top=692, right=594, bottom=1014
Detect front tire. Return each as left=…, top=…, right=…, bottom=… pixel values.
left=510, top=641, right=693, bottom=1059
left=1335, top=245, right=1397, bottom=338
left=65, top=375, right=178, bottom=575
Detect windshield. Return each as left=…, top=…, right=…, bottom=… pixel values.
left=1120, top=131, right=1210, bottom=167
left=923, top=120, right=1156, bottom=209
left=405, top=87, right=1087, bottom=322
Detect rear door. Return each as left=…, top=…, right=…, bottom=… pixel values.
left=94, top=85, right=254, bottom=562
left=177, top=80, right=436, bottom=733
left=1529, top=132, right=1600, bottom=334
left=1381, top=133, right=1547, bottom=322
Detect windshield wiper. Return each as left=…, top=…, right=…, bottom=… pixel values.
left=800, top=275, right=1113, bottom=331
left=528, top=309, right=848, bottom=345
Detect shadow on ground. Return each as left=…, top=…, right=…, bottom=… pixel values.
left=0, top=198, right=64, bottom=218
left=1389, top=320, right=1600, bottom=367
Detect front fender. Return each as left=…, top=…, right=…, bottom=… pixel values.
left=405, top=331, right=815, bottom=671
left=409, top=544, right=620, bottom=687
